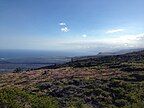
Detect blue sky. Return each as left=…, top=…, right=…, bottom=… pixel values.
left=0, top=0, right=144, bottom=52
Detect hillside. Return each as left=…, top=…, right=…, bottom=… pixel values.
left=0, top=50, right=144, bottom=108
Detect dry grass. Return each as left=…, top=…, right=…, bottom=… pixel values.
left=0, top=66, right=124, bottom=90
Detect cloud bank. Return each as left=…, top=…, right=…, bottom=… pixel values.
left=60, top=33, right=144, bottom=52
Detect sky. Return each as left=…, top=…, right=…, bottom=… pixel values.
left=0, top=0, right=144, bottom=53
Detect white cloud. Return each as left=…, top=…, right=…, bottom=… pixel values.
left=106, top=29, right=124, bottom=34
left=59, top=22, right=66, bottom=26
left=82, top=34, right=87, bottom=38
left=59, top=22, right=70, bottom=32
left=60, top=33, right=144, bottom=51
left=61, top=27, right=69, bottom=32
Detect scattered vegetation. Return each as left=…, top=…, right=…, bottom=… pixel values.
left=0, top=50, right=144, bottom=108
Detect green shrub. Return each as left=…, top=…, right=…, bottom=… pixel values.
left=0, top=87, right=58, bottom=108
left=115, top=99, right=128, bottom=107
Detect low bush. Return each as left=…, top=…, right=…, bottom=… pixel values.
left=0, top=87, right=58, bottom=108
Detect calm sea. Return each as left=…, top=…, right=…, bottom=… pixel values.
left=0, top=50, right=77, bottom=72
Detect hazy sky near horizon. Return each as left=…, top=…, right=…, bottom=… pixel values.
left=0, top=0, right=144, bottom=52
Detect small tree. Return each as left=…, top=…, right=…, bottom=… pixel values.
left=13, top=67, right=22, bottom=73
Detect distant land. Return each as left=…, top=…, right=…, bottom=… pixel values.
left=0, top=48, right=143, bottom=72
left=0, top=50, right=73, bottom=72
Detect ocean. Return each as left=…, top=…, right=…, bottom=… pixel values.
left=0, top=50, right=75, bottom=72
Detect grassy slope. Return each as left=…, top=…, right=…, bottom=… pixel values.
left=0, top=50, right=144, bottom=108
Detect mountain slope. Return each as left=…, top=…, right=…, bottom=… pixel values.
left=0, top=50, right=144, bottom=108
